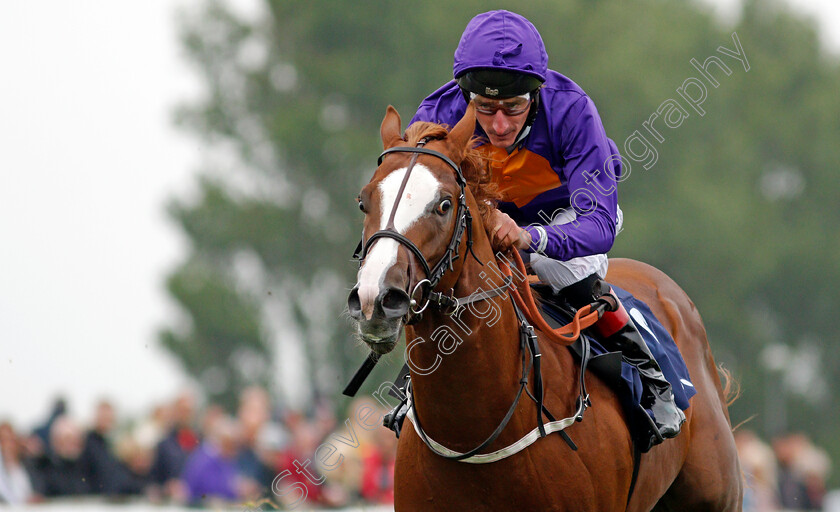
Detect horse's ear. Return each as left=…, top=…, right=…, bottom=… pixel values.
left=446, top=103, right=476, bottom=159
left=380, top=105, right=403, bottom=150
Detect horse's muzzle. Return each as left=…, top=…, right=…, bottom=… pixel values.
left=348, top=286, right=410, bottom=354
left=348, top=286, right=410, bottom=321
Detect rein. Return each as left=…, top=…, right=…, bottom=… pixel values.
left=502, top=251, right=606, bottom=346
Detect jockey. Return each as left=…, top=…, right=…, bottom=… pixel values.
left=410, top=10, right=685, bottom=451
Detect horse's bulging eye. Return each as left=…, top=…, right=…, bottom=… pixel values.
left=358, top=199, right=366, bottom=212
left=436, top=199, right=452, bottom=215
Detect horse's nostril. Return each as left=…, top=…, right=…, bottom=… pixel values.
left=347, top=288, right=362, bottom=318
left=380, top=288, right=410, bottom=319
left=382, top=290, right=405, bottom=310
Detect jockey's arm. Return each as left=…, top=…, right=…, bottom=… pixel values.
left=522, top=96, right=619, bottom=261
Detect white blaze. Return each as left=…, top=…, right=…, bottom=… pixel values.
left=357, top=165, right=440, bottom=319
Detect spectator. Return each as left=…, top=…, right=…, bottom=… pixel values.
left=274, top=410, right=348, bottom=508
left=112, top=432, right=155, bottom=497
left=30, top=416, right=89, bottom=497
left=236, top=387, right=273, bottom=499
left=0, top=422, right=34, bottom=504
left=776, top=432, right=831, bottom=510
left=255, top=420, right=288, bottom=473
left=200, top=403, right=226, bottom=439
left=133, top=404, right=168, bottom=452
left=149, top=390, right=199, bottom=502
left=773, top=432, right=831, bottom=510
left=734, top=429, right=779, bottom=511
left=324, top=399, right=374, bottom=503
left=80, top=399, right=128, bottom=495
left=31, top=398, right=66, bottom=453
left=181, top=415, right=241, bottom=506
left=359, top=424, right=396, bottom=505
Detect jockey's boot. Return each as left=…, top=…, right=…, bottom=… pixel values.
left=560, top=274, right=686, bottom=451
left=383, top=401, right=409, bottom=438
left=382, top=366, right=411, bottom=438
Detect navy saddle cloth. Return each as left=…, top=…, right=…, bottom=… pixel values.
left=538, top=284, right=696, bottom=414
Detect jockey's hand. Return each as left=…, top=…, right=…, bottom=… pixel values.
left=489, top=209, right=532, bottom=252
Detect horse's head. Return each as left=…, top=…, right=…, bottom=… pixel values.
left=347, top=105, right=479, bottom=355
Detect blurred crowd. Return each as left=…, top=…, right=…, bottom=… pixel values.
left=736, top=429, right=833, bottom=511
left=0, top=389, right=396, bottom=508
left=3, top=391, right=834, bottom=511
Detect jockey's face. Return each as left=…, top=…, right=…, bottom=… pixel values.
left=472, top=93, right=531, bottom=148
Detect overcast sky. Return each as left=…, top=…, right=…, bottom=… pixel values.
left=1, top=0, right=838, bottom=429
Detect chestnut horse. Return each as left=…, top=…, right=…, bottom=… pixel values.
left=347, top=105, right=742, bottom=511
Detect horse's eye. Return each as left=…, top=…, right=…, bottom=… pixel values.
left=436, top=199, right=452, bottom=215
left=358, top=198, right=366, bottom=213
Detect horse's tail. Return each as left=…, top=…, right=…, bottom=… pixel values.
left=718, top=364, right=740, bottom=408
left=718, top=364, right=750, bottom=495
left=717, top=363, right=755, bottom=434
left=717, top=364, right=755, bottom=432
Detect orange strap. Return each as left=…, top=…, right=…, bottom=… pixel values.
left=497, top=251, right=602, bottom=346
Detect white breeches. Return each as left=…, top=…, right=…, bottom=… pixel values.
left=529, top=205, right=623, bottom=293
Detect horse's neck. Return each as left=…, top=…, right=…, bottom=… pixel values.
left=405, top=226, right=535, bottom=449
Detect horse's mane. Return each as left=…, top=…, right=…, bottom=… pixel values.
left=404, top=122, right=500, bottom=228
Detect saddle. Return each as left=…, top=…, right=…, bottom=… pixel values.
left=531, top=283, right=624, bottom=386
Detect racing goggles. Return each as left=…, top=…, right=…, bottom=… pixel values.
left=470, top=93, right=532, bottom=116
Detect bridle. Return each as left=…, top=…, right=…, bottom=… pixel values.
left=353, top=138, right=481, bottom=321
left=343, top=135, right=511, bottom=398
